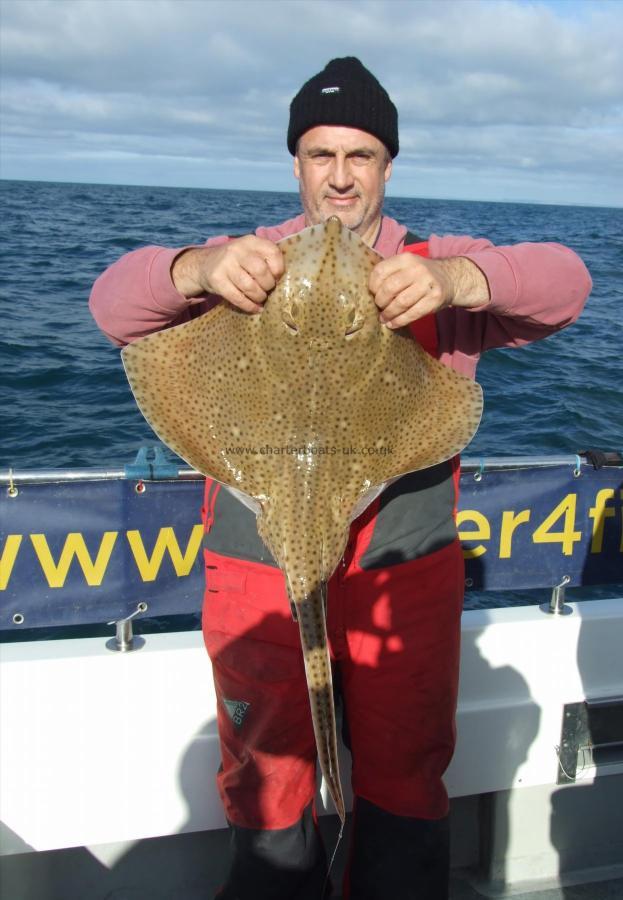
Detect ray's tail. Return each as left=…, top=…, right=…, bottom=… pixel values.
left=293, top=584, right=345, bottom=824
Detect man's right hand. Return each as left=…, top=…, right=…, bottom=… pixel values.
left=171, top=236, right=285, bottom=314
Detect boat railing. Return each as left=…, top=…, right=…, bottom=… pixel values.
left=1, top=453, right=615, bottom=484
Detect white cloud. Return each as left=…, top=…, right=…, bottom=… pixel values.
left=1, top=0, right=621, bottom=205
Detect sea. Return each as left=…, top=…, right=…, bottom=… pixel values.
left=1, top=179, right=622, bottom=628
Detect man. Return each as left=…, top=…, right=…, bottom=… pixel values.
left=90, top=58, right=591, bottom=900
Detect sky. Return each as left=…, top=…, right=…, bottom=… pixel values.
left=0, top=0, right=621, bottom=207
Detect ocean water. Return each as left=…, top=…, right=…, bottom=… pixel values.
left=1, top=179, right=622, bottom=619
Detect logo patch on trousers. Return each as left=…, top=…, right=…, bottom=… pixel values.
left=223, top=699, right=250, bottom=729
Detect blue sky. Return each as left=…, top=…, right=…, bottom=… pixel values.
left=1, top=0, right=621, bottom=206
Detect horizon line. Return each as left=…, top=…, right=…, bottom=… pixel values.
left=1, top=176, right=621, bottom=212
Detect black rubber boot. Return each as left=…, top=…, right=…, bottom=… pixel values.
left=345, top=797, right=450, bottom=900
left=215, top=802, right=330, bottom=900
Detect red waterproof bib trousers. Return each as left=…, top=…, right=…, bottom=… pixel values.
left=202, top=239, right=463, bottom=899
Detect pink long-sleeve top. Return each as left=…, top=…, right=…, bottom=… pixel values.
left=89, top=213, right=591, bottom=378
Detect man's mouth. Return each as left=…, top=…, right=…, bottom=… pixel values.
left=325, top=195, right=359, bottom=206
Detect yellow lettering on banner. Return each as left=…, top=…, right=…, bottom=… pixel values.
left=0, top=535, right=23, bottom=590
left=456, top=510, right=490, bottom=558
left=588, top=489, right=616, bottom=553
left=499, top=509, right=531, bottom=559
left=30, top=532, right=118, bottom=588
left=126, top=524, right=204, bottom=581
left=532, top=494, right=581, bottom=557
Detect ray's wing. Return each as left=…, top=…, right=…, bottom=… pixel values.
left=343, top=329, right=483, bottom=489
left=122, top=304, right=278, bottom=498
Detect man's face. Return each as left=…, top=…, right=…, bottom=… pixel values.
left=294, top=126, right=392, bottom=246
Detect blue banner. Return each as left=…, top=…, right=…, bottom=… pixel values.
left=1, top=462, right=621, bottom=629
left=458, top=463, right=622, bottom=591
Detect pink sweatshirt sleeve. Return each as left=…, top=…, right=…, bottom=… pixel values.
left=89, top=219, right=305, bottom=347
left=89, top=239, right=229, bottom=347
left=429, top=234, right=592, bottom=353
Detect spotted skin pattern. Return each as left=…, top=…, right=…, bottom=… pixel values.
left=122, top=217, right=483, bottom=823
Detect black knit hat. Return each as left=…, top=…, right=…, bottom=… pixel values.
left=287, top=57, right=399, bottom=158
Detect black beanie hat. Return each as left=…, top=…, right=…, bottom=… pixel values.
left=287, top=57, right=399, bottom=158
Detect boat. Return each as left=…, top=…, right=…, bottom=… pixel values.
left=1, top=452, right=622, bottom=899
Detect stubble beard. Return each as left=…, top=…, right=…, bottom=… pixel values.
left=305, top=194, right=383, bottom=240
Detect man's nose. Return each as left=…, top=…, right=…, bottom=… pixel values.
left=329, top=156, right=354, bottom=191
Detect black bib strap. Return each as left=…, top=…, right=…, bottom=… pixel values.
left=403, top=228, right=427, bottom=245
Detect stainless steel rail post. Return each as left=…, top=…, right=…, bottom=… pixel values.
left=540, top=575, right=572, bottom=616
left=106, top=603, right=148, bottom=652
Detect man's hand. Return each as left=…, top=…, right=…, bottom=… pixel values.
left=369, top=254, right=490, bottom=328
left=171, top=236, right=285, bottom=313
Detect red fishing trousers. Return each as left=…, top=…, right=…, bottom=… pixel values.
left=201, top=535, right=464, bottom=831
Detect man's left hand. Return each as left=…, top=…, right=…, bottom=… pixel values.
left=369, top=254, right=490, bottom=328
